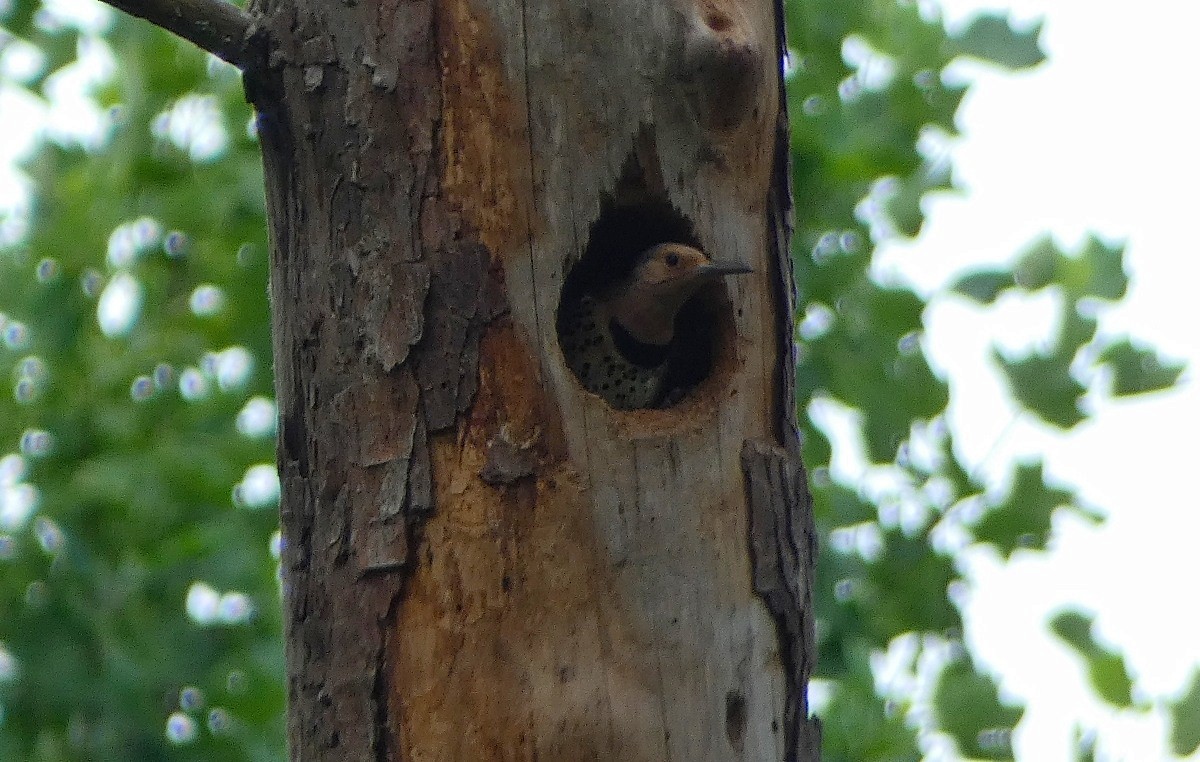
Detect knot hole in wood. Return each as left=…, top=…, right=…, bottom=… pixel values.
left=680, top=3, right=764, bottom=133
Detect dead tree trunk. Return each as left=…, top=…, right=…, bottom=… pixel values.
left=104, top=0, right=816, bottom=756
left=252, top=0, right=817, bottom=759
left=249, top=0, right=819, bottom=758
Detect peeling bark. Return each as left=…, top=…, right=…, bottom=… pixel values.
left=244, top=0, right=816, bottom=757
left=742, top=440, right=821, bottom=760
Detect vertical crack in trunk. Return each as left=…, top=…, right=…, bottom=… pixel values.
left=371, top=588, right=403, bottom=762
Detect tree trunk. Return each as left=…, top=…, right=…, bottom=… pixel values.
left=247, top=0, right=818, bottom=758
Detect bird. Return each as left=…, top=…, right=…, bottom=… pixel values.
left=558, top=242, right=752, bottom=410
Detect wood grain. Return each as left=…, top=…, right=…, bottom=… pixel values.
left=247, top=0, right=816, bottom=756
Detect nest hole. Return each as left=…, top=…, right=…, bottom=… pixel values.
left=556, top=196, right=740, bottom=413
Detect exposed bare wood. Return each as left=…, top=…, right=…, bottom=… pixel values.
left=244, top=0, right=816, bottom=757
left=99, top=0, right=257, bottom=68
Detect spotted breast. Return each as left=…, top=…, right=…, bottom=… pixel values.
left=558, top=294, right=670, bottom=410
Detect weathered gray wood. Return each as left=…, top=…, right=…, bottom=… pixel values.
left=243, top=0, right=816, bottom=756
left=490, top=0, right=809, bottom=758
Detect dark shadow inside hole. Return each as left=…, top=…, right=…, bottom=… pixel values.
left=564, top=199, right=701, bottom=298
left=557, top=197, right=729, bottom=410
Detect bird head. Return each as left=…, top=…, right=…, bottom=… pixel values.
left=609, top=243, right=752, bottom=345
left=630, top=243, right=752, bottom=289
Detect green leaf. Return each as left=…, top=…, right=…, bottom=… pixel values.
left=946, top=13, right=1046, bottom=70
left=813, top=483, right=877, bottom=527
left=1169, top=670, right=1200, bottom=756
left=883, top=162, right=954, bottom=239
left=1, top=0, right=45, bottom=38
left=972, top=461, right=1078, bottom=557
left=940, top=431, right=984, bottom=500
left=993, top=295, right=1110, bottom=429
left=820, top=653, right=921, bottom=762
left=1013, top=236, right=1061, bottom=291
left=1097, top=338, right=1185, bottom=396
left=814, top=525, right=962, bottom=677
left=802, top=278, right=949, bottom=463
left=1050, top=610, right=1135, bottom=708
left=1011, top=235, right=1128, bottom=300
left=1059, top=307, right=1099, bottom=354
left=843, top=528, right=960, bottom=642
left=933, top=653, right=1024, bottom=759
left=800, top=417, right=833, bottom=469
left=1069, top=236, right=1128, bottom=301
left=1072, top=726, right=1098, bottom=762
left=951, top=270, right=1015, bottom=304
left=886, top=177, right=925, bottom=239
left=1088, top=652, right=1135, bottom=708
left=994, top=347, right=1087, bottom=429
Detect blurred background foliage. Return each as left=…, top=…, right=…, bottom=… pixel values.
left=1, top=0, right=282, bottom=759
left=0, top=0, right=1189, bottom=760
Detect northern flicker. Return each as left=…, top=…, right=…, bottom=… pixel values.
left=559, top=242, right=752, bottom=410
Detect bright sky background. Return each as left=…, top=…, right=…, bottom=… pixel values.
left=868, top=1, right=1200, bottom=759
left=3, top=0, right=1199, bottom=760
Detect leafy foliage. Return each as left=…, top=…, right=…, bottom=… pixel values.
left=1049, top=611, right=1135, bottom=710
left=783, top=1, right=1182, bottom=759
left=953, top=235, right=1182, bottom=427
left=819, top=649, right=919, bottom=761
left=1099, top=338, right=1184, bottom=397
left=1, top=5, right=282, bottom=761
left=970, top=461, right=1092, bottom=559
left=0, top=1, right=1187, bottom=761
left=944, top=14, right=1045, bottom=69
left=1169, top=670, right=1200, bottom=757
left=932, top=652, right=1023, bottom=759
left=1073, top=726, right=1099, bottom=762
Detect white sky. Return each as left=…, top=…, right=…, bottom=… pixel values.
left=871, top=1, right=1200, bottom=759
left=3, top=0, right=1199, bottom=759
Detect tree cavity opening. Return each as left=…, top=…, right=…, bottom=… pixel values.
left=555, top=152, right=742, bottom=416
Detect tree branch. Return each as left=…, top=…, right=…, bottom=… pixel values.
left=100, top=0, right=258, bottom=70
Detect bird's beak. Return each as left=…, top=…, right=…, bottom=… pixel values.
left=698, top=259, right=754, bottom=277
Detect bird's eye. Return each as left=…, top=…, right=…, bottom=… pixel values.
left=665, top=253, right=680, bottom=267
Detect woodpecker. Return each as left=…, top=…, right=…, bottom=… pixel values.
left=559, top=242, right=752, bottom=410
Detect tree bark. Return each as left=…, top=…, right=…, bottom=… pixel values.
left=243, top=0, right=818, bottom=758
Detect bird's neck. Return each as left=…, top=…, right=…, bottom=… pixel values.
left=607, top=286, right=690, bottom=346
left=608, top=318, right=671, bottom=368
